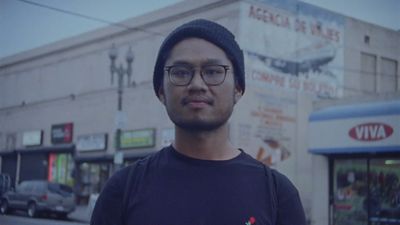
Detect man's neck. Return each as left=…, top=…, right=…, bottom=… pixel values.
left=172, top=124, right=240, bottom=160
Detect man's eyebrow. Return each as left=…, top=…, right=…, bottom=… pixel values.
left=168, top=60, right=192, bottom=66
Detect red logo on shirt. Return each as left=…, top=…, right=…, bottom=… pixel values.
left=245, top=216, right=256, bottom=225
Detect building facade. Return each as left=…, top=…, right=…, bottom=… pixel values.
left=1, top=0, right=399, bottom=224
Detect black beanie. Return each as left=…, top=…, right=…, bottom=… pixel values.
left=153, top=19, right=245, bottom=97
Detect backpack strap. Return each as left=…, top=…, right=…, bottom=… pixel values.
left=121, top=162, right=137, bottom=225
left=263, top=164, right=278, bottom=224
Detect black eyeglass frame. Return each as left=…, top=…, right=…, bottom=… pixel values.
left=164, top=64, right=230, bottom=86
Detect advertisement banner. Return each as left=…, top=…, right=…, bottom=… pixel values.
left=239, top=0, right=344, bottom=98
left=48, top=153, right=56, bottom=181
left=120, top=129, right=155, bottom=149
left=47, top=153, right=74, bottom=186
left=22, top=130, right=43, bottom=146
left=232, top=88, right=297, bottom=169
left=51, top=123, right=73, bottom=144
left=57, top=154, right=67, bottom=184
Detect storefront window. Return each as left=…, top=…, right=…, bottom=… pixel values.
left=333, top=159, right=368, bottom=225
left=368, top=158, right=400, bottom=224
left=78, top=162, right=110, bottom=204
left=333, top=158, right=400, bottom=225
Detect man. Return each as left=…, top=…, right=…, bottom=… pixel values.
left=91, top=19, right=306, bottom=225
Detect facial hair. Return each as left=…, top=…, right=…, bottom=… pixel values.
left=172, top=110, right=232, bottom=132
left=165, top=92, right=235, bottom=132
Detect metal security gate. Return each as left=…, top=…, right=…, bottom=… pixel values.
left=19, top=152, right=48, bottom=182
left=0, top=153, right=17, bottom=187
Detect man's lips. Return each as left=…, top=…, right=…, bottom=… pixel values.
left=181, top=96, right=213, bottom=106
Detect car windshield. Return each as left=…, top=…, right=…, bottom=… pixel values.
left=48, top=183, right=73, bottom=196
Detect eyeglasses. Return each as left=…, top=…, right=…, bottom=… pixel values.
left=164, top=64, right=230, bottom=86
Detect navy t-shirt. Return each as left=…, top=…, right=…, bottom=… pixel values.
left=91, top=146, right=306, bottom=225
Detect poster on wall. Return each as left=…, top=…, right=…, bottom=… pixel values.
left=48, top=154, right=57, bottom=182
left=51, top=123, right=73, bottom=144
left=57, top=154, right=67, bottom=184
left=48, top=153, right=74, bottom=186
left=232, top=88, right=297, bottom=169
left=239, top=0, right=344, bottom=98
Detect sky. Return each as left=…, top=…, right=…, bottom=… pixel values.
left=0, top=0, right=399, bottom=60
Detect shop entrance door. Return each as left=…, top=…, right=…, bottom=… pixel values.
left=78, top=163, right=110, bottom=204
left=332, top=158, right=400, bottom=225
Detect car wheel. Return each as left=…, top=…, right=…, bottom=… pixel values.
left=0, top=200, right=9, bottom=214
left=27, top=202, right=37, bottom=218
left=57, top=212, right=68, bottom=220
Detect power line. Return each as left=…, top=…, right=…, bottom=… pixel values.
left=16, top=0, right=164, bottom=37
left=9, top=1, right=400, bottom=88
left=13, top=0, right=400, bottom=80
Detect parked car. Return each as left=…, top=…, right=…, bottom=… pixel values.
left=0, top=180, right=75, bottom=218
left=0, top=174, right=12, bottom=196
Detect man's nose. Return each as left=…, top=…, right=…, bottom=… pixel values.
left=187, top=70, right=207, bottom=90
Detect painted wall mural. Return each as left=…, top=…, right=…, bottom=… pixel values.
left=239, top=0, right=344, bottom=98
left=233, top=88, right=297, bottom=168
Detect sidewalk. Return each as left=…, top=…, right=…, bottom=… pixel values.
left=68, top=205, right=91, bottom=224
left=69, top=193, right=98, bottom=224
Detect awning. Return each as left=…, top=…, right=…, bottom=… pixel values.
left=15, top=144, right=75, bottom=154
left=308, top=100, right=400, bottom=155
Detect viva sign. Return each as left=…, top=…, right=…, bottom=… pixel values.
left=349, top=123, right=393, bottom=141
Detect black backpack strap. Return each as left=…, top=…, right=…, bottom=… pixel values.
left=121, top=162, right=137, bottom=225
left=264, top=164, right=278, bottom=224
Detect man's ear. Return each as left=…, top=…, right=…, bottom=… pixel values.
left=158, top=86, right=166, bottom=105
left=234, top=85, right=243, bottom=104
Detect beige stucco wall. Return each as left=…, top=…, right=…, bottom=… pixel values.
left=0, top=1, right=399, bottom=224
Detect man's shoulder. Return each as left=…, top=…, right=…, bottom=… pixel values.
left=239, top=150, right=299, bottom=192
left=119, top=147, right=171, bottom=176
left=238, top=149, right=269, bottom=171
left=107, top=147, right=166, bottom=179
left=134, top=146, right=169, bottom=166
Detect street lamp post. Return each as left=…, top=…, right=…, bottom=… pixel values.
left=108, top=44, right=134, bottom=151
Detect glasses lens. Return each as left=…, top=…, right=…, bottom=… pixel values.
left=202, top=65, right=226, bottom=85
left=167, top=65, right=228, bottom=86
left=169, top=66, right=192, bottom=85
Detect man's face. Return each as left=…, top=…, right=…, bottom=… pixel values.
left=159, top=38, right=243, bottom=131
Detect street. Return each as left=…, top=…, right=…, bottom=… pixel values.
left=0, top=211, right=88, bottom=225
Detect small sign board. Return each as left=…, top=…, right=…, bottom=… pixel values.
left=119, top=129, right=155, bottom=149
left=51, top=123, right=73, bottom=144
left=76, top=133, right=107, bottom=152
left=22, top=130, right=43, bottom=146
